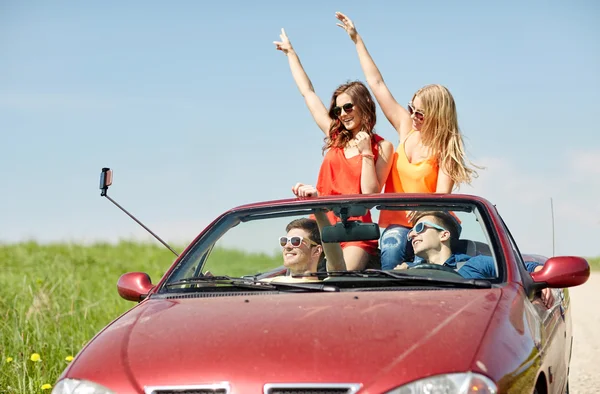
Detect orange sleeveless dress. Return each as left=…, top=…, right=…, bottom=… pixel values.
left=378, top=131, right=439, bottom=229
left=315, top=135, right=384, bottom=255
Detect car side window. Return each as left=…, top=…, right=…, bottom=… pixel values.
left=501, top=219, right=529, bottom=272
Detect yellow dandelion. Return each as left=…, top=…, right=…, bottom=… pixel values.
left=41, top=383, right=52, bottom=390
left=30, top=353, right=41, bottom=362
left=65, top=355, right=74, bottom=362
left=5, top=357, right=13, bottom=363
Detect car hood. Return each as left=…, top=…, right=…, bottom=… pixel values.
left=66, top=288, right=501, bottom=392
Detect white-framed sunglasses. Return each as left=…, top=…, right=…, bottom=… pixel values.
left=278, top=236, right=319, bottom=248
left=407, top=103, right=425, bottom=121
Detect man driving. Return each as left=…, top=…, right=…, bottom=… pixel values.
left=399, top=211, right=553, bottom=307
left=400, top=210, right=544, bottom=278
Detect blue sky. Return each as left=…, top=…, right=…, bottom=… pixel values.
left=2, top=1, right=599, bottom=257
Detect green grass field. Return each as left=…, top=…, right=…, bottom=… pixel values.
left=0, top=241, right=279, bottom=393
left=588, top=256, right=600, bottom=271
left=1, top=242, right=598, bottom=392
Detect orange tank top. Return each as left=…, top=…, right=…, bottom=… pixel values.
left=378, top=131, right=439, bottom=228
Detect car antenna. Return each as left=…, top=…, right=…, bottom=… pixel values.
left=550, top=197, right=555, bottom=257
left=99, top=167, right=179, bottom=256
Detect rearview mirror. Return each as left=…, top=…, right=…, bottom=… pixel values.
left=321, top=221, right=380, bottom=243
left=332, top=205, right=369, bottom=219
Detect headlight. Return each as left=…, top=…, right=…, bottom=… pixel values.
left=386, top=372, right=497, bottom=394
left=52, top=379, right=115, bottom=394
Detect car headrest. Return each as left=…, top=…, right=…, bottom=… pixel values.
left=455, top=239, right=492, bottom=257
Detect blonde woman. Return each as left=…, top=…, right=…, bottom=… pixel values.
left=335, top=12, right=479, bottom=270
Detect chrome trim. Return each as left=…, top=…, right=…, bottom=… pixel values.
left=264, top=383, right=362, bottom=394
left=145, top=382, right=230, bottom=394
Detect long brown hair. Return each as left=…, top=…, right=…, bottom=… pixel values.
left=413, top=84, right=480, bottom=186
left=324, top=81, right=377, bottom=153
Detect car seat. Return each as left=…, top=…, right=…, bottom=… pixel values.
left=455, top=239, right=492, bottom=256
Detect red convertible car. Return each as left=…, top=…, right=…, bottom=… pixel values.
left=52, top=172, right=589, bottom=394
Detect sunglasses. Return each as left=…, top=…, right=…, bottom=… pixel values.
left=333, top=103, right=354, bottom=117
left=407, top=221, right=447, bottom=240
left=279, top=236, right=318, bottom=248
left=407, top=103, right=425, bottom=122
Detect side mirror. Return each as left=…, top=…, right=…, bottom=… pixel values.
left=117, top=272, right=154, bottom=302
left=321, top=221, right=380, bottom=243
left=530, top=256, right=590, bottom=289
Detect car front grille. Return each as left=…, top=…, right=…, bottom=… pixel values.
left=148, top=391, right=226, bottom=394
left=267, top=390, right=350, bottom=394
left=264, top=383, right=361, bottom=394
left=145, top=383, right=360, bottom=394
left=145, top=384, right=229, bottom=394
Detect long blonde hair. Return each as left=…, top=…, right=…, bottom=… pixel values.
left=414, top=84, right=480, bottom=187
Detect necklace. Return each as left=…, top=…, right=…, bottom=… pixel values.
left=345, top=139, right=358, bottom=149
left=345, top=135, right=362, bottom=149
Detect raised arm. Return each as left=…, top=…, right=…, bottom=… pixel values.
left=335, top=12, right=412, bottom=138
left=291, top=183, right=346, bottom=271
left=274, top=28, right=332, bottom=135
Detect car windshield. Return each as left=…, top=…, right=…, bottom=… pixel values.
left=160, top=199, right=502, bottom=293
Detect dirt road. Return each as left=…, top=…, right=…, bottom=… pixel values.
left=568, top=272, right=599, bottom=393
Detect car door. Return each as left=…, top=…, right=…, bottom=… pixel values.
left=505, top=231, right=568, bottom=393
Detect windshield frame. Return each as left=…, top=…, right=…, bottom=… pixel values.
left=158, top=197, right=507, bottom=292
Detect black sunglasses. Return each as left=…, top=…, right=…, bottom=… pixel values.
left=333, top=103, right=354, bottom=117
